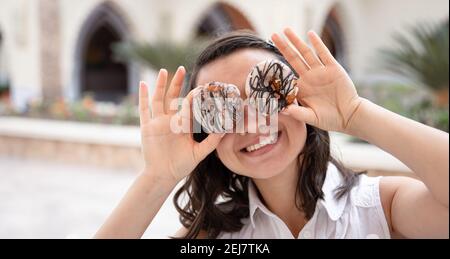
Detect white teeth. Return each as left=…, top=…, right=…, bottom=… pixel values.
left=245, top=132, right=279, bottom=153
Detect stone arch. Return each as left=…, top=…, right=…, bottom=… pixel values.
left=73, top=1, right=136, bottom=102
left=196, top=1, right=256, bottom=38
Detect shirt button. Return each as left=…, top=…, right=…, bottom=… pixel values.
left=302, top=230, right=313, bottom=239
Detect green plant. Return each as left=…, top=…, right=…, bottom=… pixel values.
left=379, top=20, right=449, bottom=91
left=113, top=39, right=207, bottom=74
left=113, top=96, right=139, bottom=125
left=11, top=94, right=140, bottom=126
left=357, top=82, right=449, bottom=133
left=408, top=99, right=449, bottom=132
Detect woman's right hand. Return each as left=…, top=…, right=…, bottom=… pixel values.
left=139, top=67, right=224, bottom=185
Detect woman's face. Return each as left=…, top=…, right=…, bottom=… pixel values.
left=196, top=49, right=307, bottom=179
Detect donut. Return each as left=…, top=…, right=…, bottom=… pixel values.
left=245, top=60, right=298, bottom=116
left=192, top=82, right=243, bottom=133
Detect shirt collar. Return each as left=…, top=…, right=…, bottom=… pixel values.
left=248, top=163, right=348, bottom=228
left=319, top=163, right=349, bottom=221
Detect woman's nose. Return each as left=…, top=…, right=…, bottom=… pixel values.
left=239, top=106, right=276, bottom=136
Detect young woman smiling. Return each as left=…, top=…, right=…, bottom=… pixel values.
left=95, top=28, right=449, bottom=239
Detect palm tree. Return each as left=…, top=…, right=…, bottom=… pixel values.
left=379, top=20, right=449, bottom=106
left=113, top=39, right=206, bottom=75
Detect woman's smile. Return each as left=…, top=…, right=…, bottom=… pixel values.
left=239, top=131, right=282, bottom=157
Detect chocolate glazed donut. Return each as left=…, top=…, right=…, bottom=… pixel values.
left=245, top=60, right=299, bottom=116
left=192, top=82, right=243, bottom=133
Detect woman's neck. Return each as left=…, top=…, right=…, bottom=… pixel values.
left=252, top=157, right=307, bottom=237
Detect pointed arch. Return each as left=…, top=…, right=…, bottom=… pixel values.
left=196, top=2, right=256, bottom=38
left=73, top=1, right=135, bottom=102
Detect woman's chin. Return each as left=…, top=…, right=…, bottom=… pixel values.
left=237, top=161, right=288, bottom=179
left=235, top=131, right=290, bottom=177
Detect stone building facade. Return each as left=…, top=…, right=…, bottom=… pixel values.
left=0, top=0, right=448, bottom=108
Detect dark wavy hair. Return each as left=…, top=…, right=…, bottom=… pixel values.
left=173, top=31, right=360, bottom=239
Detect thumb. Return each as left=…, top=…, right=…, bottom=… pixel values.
left=193, top=133, right=225, bottom=162
left=281, top=105, right=317, bottom=126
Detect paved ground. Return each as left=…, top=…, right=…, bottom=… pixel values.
left=0, top=157, right=181, bottom=239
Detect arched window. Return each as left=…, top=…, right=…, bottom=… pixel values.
left=75, top=3, right=129, bottom=103
left=197, top=2, right=255, bottom=38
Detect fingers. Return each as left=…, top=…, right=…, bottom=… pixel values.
left=284, top=28, right=323, bottom=68
left=178, top=90, right=194, bottom=133
left=139, top=81, right=151, bottom=126
left=179, top=90, right=194, bottom=119
left=272, top=28, right=337, bottom=70
left=193, top=133, right=225, bottom=163
left=151, top=69, right=168, bottom=117
left=281, top=105, right=317, bottom=126
left=165, top=66, right=186, bottom=114
left=271, top=33, right=309, bottom=75
left=307, top=31, right=337, bottom=66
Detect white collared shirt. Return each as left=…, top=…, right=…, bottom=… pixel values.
left=217, top=163, right=391, bottom=239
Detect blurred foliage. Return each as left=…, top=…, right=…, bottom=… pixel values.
left=358, top=82, right=449, bottom=133
left=0, top=95, right=140, bottom=126
left=379, top=20, right=449, bottom=92
left=113, top=39, right=207, bottom=74
left=113, top=96, right=140, bottom=125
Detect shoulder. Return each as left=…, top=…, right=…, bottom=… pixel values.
left=378, top=176, right=424, bottom=236
left=348, top=173, right=420, bottom=208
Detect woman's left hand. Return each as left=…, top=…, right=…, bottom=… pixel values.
left=271, top=28, right=362, bottom=133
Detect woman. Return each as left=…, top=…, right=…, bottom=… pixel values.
left=95, top=28, right=449, bottom=239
